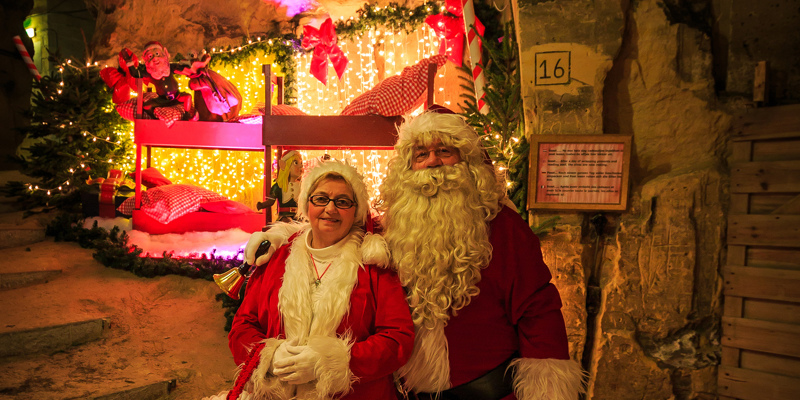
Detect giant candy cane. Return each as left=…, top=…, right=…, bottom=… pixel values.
left=460, top=0, right=487, bottom=113
left=13, top=35, right=41, bottom=81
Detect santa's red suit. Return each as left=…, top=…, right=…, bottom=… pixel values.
left=227, top=228, right=414, bottom=400
left=399, top=206, right=582, bottom=399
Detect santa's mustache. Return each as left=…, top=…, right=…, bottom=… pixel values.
left=404, top=164, right=471, bottom=197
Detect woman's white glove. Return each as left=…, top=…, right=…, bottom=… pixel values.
left=244, top=223, right=303, bottom=266
left=272, top=344, right=322, bottom=385
left=244, top=231, right=277, bottom=266
left=270, top=340, right=295, bottom=376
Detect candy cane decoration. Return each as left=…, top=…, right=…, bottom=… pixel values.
left=13, top=35, right=41, bottom=81
left=460, top=0, right=486, bottom=113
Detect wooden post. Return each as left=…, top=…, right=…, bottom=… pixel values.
left=753, top=61, right=768, bottom=105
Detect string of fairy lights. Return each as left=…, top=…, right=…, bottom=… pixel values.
left=147, top=21, right=444, bottom=209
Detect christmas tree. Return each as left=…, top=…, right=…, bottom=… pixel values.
left=459, top=21, right=529, bottom=220
left=2, top=61, right=134, bottom=212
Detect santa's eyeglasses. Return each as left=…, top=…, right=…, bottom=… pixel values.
left=308, top=195, right=356, bottom=209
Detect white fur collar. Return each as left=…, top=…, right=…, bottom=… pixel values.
left=278, top=227, right=364, bottom=343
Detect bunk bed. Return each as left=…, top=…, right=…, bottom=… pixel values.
left=131, top=62, right=438, bottom=233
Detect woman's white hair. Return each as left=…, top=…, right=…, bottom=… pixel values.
left=296, top=159, right=369, bottom=227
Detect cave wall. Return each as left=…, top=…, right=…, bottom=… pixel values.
left=513, top=0, right=785, bottom=399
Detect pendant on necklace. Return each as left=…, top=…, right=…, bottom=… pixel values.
left=315, top=279, right=321, bottom=286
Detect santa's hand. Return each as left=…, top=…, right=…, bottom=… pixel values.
left=272, top=345, right=321, bottom=385
left=244, top=231, right=277, bottom=266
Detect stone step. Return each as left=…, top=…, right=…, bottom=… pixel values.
left=0, top=269, right=62, bottom=290
left=0, top=170, right=29, bottom=214
left=0, top=209, right=56, bottom=250
left=93, top=379, right=177, bottom=400
left=0, top=317, right=110, bottom=358
left=0, top=225, right=46, bottom=249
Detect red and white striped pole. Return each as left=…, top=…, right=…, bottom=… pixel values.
left=460, top=0, right=486, bottom=113
left=12, top=35, right=41, bottom=81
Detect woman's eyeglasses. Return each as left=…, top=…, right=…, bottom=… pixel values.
left=308, top=194, right=356, bottom=209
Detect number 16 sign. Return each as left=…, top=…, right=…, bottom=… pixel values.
left=535, top=51, right=570, bottom=86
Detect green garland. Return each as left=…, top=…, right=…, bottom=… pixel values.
left=335, top=1, right=442, bottom=39
left=187, top=1, right=445, bottom=105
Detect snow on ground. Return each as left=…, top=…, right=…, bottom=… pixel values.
left=83, top=217, right=251, bottom=260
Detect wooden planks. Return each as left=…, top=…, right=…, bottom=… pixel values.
left=722, top=105, right=800, bottom=400
left=718, top=366, right=800, bottom=400
left=730, top=160, right=800, bottom=193
left=723, top=266, right=800, bottom=302
left=733, top=104, right=800, bottom=141
left=727, top=214, right=800, bottom=247
left=722, top=316, right=800, bottom=358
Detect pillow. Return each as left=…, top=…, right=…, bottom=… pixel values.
left=233, top=103, right=307, bottom=124
left=200, top=200, right=253, bottom=214
left=341, top=55, right=447, bottom=116
left=117, top=184, right=227, bottom=224
left=252, top=103, right=307, bottom=116
left=129, top=167, right=172, bottom=188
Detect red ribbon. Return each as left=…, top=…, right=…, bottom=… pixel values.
left=301, top=18, right=348, bottom=85
left=425, top=0, right=484, bottom=67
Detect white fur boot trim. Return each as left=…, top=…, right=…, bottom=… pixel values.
left=509, top=358, right=586, bottom=400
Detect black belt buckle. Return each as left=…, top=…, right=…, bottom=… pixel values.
left=415, top=352, right=518, bottom=400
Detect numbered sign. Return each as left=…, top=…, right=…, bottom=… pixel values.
left=534, top=51, right=570, bottom=86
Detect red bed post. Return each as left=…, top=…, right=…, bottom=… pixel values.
left=262, top=64, right=273, bottom=227
left=425, top=63, right=436, bottom=109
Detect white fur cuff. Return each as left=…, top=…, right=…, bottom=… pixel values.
left=307, top=335, right=355, bottom=397
left=361, top=232, right=390, bottom=268
left=250, top=338, right=293, bottom=399
left=509, top=358, right=586, bottom=400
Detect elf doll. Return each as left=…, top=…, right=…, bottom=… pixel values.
left=270, top=151, right=303, bottom=222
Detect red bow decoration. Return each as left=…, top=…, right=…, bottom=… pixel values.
left=301, top=18, right=348, bottom=85
left=425, top=0, right=484, bottom=67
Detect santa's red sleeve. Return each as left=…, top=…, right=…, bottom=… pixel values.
left=495, top=207, right=585, bottom=399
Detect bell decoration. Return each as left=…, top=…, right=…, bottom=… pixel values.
left=214, top=240, right=271, bottom=300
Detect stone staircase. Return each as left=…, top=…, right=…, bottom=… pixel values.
left=0, top=170, right=234, bottom=399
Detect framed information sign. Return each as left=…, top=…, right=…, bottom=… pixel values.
left=528, top=135, right=631, bottom=211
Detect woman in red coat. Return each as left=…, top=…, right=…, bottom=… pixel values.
left=222, top=159, right=414, bottom=400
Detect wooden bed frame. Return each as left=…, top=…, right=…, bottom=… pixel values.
left=131, top=63, right=436, bottom=233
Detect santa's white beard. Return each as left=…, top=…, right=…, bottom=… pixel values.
left=381, top=164, right=493, bottom=329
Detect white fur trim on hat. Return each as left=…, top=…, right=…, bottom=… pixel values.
left=297, top=159, right=369, bottom=227
left=508, top=357, right=586, bottom=400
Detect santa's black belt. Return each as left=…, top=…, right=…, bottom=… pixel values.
left=414, top=352, right=519, bottom=400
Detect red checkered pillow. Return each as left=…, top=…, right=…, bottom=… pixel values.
left=127, top=167, right=172, bottom=189
left=117, top=184, right=227, bottom=224
left=232, top=103, right=307, bottom=124
left=252, top=103, right=307, bottom=116
left=341, top=55, right=447, bottom=116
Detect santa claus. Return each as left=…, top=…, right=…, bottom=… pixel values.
left=377, top=111, right=584, bottom=399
